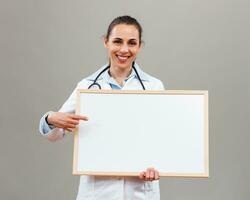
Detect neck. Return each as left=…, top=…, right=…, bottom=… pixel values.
left=109, top=64, right=133, bottom=86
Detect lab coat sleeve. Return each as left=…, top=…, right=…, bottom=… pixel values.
left=151, top=79, right=165, bottom=90
left=39, top=84, right=80, bottom=142
left=158, top=80, right=165, bottom=90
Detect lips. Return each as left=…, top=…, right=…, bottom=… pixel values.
left=116, top=55, right=130, bottom=63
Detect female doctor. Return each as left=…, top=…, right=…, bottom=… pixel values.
left=39, top=16, right=164, bottom=200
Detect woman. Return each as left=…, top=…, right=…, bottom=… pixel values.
left=39, top=16, right=164, bottom=200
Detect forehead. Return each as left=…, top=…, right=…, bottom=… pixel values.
left=109, top=24, right=139, bottom=40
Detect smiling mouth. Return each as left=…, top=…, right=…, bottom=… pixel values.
left=116, top=55, right=130, bottom=62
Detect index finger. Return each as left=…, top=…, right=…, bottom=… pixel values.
left=71, top=114, right=88, bottom=121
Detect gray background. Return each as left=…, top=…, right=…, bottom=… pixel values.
left=0, top=0, right=249, bottom=199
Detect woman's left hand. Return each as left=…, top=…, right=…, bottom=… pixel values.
left=139, top=168, right=160, bottom=181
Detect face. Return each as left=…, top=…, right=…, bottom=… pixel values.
left=104, top=24, right=141, bottom=70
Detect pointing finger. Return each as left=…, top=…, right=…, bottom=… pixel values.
left=71, top=115, right=88, bottom=121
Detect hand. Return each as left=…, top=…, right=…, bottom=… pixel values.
left=139, top=168, right=160, bottom=181
left=47, top=112, right=88, bottom=132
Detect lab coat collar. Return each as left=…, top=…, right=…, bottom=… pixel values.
left=86, top=63, right=150, bottom=82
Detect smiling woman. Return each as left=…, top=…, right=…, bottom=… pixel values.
left=39, top=15, right=165, bottom=200
left=104, top=24, right=142, bottom=85
left=104, top=16, right=143, bottom=86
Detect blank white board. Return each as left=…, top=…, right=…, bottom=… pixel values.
left=73, top=90, right=209, bottom=177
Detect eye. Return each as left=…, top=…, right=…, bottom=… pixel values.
left=128, top=41, right=137, bottom=46
left=113, top=40, right=122, bottom=44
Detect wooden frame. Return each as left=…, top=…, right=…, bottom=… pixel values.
left=73, top=90, right=209, bottom=177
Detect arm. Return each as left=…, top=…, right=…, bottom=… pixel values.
left=39, top=84, right=88, bottom=141
left=39, top=111, right=65, bottom=142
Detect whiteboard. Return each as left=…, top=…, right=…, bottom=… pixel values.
left=73, top=90, right=209, bottom=177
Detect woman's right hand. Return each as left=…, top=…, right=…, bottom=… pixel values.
left=47, top=112, right=88, bottom=132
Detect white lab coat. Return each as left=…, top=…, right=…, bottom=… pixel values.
left=39, top=63, right=164, bottom=200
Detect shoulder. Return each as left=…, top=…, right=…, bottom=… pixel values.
left=135, top=63, right=165, bottom=90
left=144, top=74, right=165, bottom=90
left=76, top=64, right=109, bottom=88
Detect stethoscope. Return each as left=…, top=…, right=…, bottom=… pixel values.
left=88, top=62, right=146, bottom=90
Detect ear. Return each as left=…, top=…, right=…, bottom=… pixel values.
left=137, top=42, right=143, bottom=53
left=139, top=41, right=144, bottom=49
left=103, top=36, right=108, bottom=48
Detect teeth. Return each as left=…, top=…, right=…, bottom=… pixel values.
left=117, top=55, right=128, bottom=61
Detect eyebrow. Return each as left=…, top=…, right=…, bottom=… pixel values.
left=113, top=38, right=138, bottom=41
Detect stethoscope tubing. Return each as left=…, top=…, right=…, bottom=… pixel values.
left=88, top=62, right=145, bottom=90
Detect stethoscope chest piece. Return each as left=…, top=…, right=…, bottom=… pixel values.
left=88, top=82, right=102, bottom=90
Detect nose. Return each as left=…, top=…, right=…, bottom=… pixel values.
left=120, top=44, right=129, bottom=53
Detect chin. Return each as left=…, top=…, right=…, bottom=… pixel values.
left=114, top=60, right=134, bottom=70
left=116, top=65, right=133, bottom=71
left=117, top=63, right=131, bottom=69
